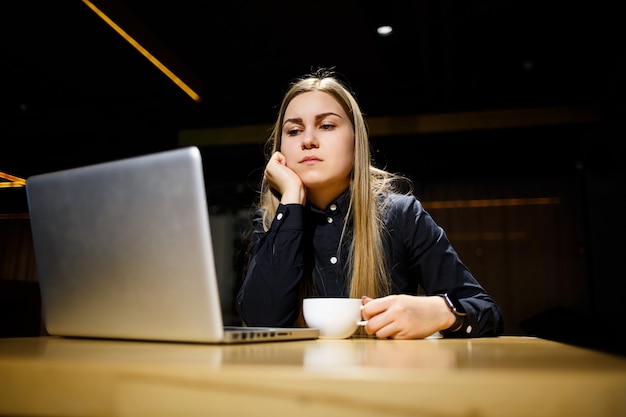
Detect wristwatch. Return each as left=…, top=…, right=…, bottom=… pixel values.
left=437, top=293, right=466, bottom=333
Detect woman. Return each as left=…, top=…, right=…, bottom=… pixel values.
left=236, top=69, right=504, bottom=339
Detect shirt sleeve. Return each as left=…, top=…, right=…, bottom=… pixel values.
left=235, top=204, right=306, bottom=327
left=387, top=194, right=504, bottom=338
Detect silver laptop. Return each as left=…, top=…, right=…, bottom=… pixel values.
left=25, top=146, right=318, bottom=344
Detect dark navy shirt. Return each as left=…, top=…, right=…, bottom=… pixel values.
left=236, top=190, right=504, bottom=338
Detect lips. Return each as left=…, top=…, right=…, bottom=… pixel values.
left=300, top=156, right=322, bottom=164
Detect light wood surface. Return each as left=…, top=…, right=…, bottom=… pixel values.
left=1, top=336, right=625, bottom=417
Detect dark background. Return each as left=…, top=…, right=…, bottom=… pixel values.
left=2, top=1, right=622, bottom=174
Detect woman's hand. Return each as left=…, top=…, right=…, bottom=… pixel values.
left=361, top=294, right=456, bottom=339
left=264, top=151, right=306, bottom=205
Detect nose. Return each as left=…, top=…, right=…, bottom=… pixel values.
left=301, top=131, right=318, bottom=149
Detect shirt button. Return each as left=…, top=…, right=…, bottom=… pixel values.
left=330, top=204, right=337, bottom=211
left=330, top=256, right=338, bottom=264
left=276, top=213, right=283, bottom=220
left=465, top=325, right=472, bottom=334
left=327, top=217, right=333, bottom=223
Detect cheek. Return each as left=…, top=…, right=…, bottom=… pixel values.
left=337, top=144, right=355, bottom=172
left=279, top=141, right=298, bottom=165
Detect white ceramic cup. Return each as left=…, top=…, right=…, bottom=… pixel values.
left=302, top=297, right=368, bottom=339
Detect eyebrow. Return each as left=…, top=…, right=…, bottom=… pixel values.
left=282, top=112, right=343, bottom=128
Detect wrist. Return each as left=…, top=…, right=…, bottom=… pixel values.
left=280, top=186, right=306, bottom=205
left=437, top=293, right=466, bottom=333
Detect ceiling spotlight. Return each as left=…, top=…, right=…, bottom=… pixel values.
left=377, top=25, right=394, bottom=36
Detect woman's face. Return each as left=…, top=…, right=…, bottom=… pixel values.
left=280, top=90, right=354, bottom=196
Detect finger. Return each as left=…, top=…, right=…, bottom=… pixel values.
left=365, top=314, right=397, bottom=339
left=361, top=296, right=391, bottom=319
left=273, top=151, right=286, bottom=165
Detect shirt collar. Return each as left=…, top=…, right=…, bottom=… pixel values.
left=307, top=187, right=350, bottom=218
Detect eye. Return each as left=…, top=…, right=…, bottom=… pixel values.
left=285, top=126, right=302, bottom=136
left=320, top=123, right=335, bottom=131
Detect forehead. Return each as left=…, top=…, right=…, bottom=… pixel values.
left=284, top=90, right=346, bottom=118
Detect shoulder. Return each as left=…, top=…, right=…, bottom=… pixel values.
left=379, top=192, right=427, bottom=221
left=381, top=192, right=423, bottom=211
left=379, top=193, right=443, bottom=239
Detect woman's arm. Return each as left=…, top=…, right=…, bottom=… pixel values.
left=235, top=204, right=306, bottom=327
left=362, top=194, right=504, bottom=338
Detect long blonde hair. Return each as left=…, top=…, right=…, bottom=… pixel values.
left=254, top=69, right=410, bottom=304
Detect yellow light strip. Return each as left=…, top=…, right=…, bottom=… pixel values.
left=81, top=0, right=202, bottom=102
left=0, top=213, right=30, bottom=219
left=425, top=197, right=560, bottom=210
left=446, top=231, right=528, bottom=241
left=0, top=172, right=26, bottom=188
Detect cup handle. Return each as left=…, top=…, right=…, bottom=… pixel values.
left=358, top=305, right=367, bottom=325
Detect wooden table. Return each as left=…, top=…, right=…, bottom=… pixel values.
left=1, top=336, right=625, bottom=417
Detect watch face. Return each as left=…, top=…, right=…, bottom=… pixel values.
left=439, top=293, right=465, bottom=316
left=438, top=294, right=455, bottom=312
left=438, top=293, right=467, bottom=333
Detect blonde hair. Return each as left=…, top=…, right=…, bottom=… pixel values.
left=254, top=69, right=411, bottom=320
